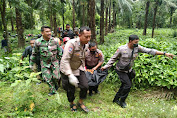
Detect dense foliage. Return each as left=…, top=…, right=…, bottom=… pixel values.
left=99, top=28, right=177, bottom=89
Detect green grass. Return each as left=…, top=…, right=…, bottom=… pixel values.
left=0, top=82, right=177, bottom=118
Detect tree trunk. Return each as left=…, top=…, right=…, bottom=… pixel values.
left=0, top=20, right=2, bottom=31
left=10, top=15, right=14, bottom=32
left=108, top=0, right=111, bottom=31
left=152, top=0, right=158, bottom=38
left=89, top=0, right=96, bottom=41
left=30, top=7, right=34, bottom=29
left=105, top=0, right=108, bottom=36
left=9, top=2, right=14, bottom=32
left=115, top=10, right=117, bottom=26
left=0, top=0, right=8, bottom=39
left=15, top=8, right=25, bottom=48
left=25, top=0, right=34, bottom=29
left=100, top=0, right=104, bottom=44
left=53, top=12, right=57, bottom=37
left=82, top=3, right=85, bottom=26
left=113, top=1, right=116, bottom=28
left=48, top=0, right=53, bottom=29
left=143, top=1, right=150, bottom=35
left=29, top=0, right=34, bottom=29
left=87, top=0, right=90, bottom=26
left=170, top=7, right=174, bottom=27
left=62, top=5, right=65, bottom=30
left=72, top=0, right=76, bottom=30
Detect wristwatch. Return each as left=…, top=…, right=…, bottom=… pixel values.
left=164, top=51, right=166, bottom=56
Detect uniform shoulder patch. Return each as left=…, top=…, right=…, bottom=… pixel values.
left=98, top=53, right=102, bottom=57
left=68, top=46, right=73, bottom=52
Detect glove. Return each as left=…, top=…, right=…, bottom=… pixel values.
left=68, top=74, right=79, bottom=87
left=29, top=65, right=34, bottom=70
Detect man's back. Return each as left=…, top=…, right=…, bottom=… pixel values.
left=1, top=39, right=8, bottom=48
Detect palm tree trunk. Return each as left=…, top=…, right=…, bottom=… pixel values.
left=82, top=2, right=85, bottom=26
left=89, top=0, right=96, bottom=41
left=100, top=0, right=104, bottom=44
left=105, top=0, right=108, bottom=36
left=48, top=0, right=53, bottom=29
left=108, top=0, right=111, bottom=31
left=0, top=0, right=8, bottom=39
left=15, top=7, right=25, bottom=48
left=62, top=5, right=65, bottom=30
left=72, top=0, right=76, bottom=30
left=143, top=1, right=150, bottom=35
left=87, top=0, right=90, bottom=26
left=152, top=0, right=158, bottom=38
left=170, top=7, right=174, bottom=27
left=9, top=2, right=14, bottom=32
left=113, top=1, right=116, bottom=28
left=53, top=12, right=57, bottom=37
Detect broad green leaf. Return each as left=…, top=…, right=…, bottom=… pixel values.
left=11, top=80, right=22, bottom=87
left=0, top=64, right=4, bottom=73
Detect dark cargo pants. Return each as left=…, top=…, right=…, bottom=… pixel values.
left=113, top=69, right=135, bottom=102
left=61, top=70, right=89, bottom=102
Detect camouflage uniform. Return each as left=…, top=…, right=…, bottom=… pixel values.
left=30, top=36, right=62, bottom=93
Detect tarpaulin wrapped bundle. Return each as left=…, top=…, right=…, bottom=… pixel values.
left=85, top=69, right=108, bottom=86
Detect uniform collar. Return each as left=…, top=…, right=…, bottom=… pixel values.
left=77, top=37, right=86, bottom=50
left=41, top=36, right=52, bottom=42
left=88, top=49, right=98, bottom=55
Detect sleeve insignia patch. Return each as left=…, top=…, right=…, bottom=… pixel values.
left=69, top=46, right=73, bottom=52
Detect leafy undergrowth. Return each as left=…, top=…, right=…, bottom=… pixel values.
left=98, top=28, right=177, bottom=89
left=0, top=82, right=176, bottom=118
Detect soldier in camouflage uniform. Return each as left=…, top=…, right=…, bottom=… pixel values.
left=30, top=26, right=62, bottom=96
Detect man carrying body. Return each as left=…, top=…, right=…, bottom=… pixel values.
left=85, top=42, right=104, bottom=96
left=101, top=35, right=174, bottom=108
left=62, top=24, right=74, bottom=39
left=30, top=26, right=62, bottom=96
left=60, top=26, right=91, bottom=113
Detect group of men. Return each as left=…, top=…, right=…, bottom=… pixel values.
left=21, top=25, right=174, bottom=113
left=22, top=25, right=104, bottom=113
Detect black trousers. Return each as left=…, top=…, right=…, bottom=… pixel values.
left=61, top=70, right=88, bottom=102
left=89, top=85, right=98, bottom=93
left=113, top=69, right=135, bottom=102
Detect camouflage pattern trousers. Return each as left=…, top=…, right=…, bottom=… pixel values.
left=41, top=64, right=60, bottom=93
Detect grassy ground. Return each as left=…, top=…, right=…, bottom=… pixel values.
left=0, top=82, right=177, bottom=118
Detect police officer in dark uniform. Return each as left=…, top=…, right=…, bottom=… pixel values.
left=85, top=42, right=104, bottom=96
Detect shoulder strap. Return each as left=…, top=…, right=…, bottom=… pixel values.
left=129, top=48, right=134, bottom=63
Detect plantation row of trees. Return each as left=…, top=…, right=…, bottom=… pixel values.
left=0, top=0, right=177, bottom=47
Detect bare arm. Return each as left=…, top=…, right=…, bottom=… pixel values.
left=93, top=62, right=103, bottom=70
left=155, top=51, right=175, bottom=59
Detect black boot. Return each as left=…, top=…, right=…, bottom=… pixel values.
left=89, top=90, right=93, bottom=96
left=119, top=100, right=127, bottom=108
